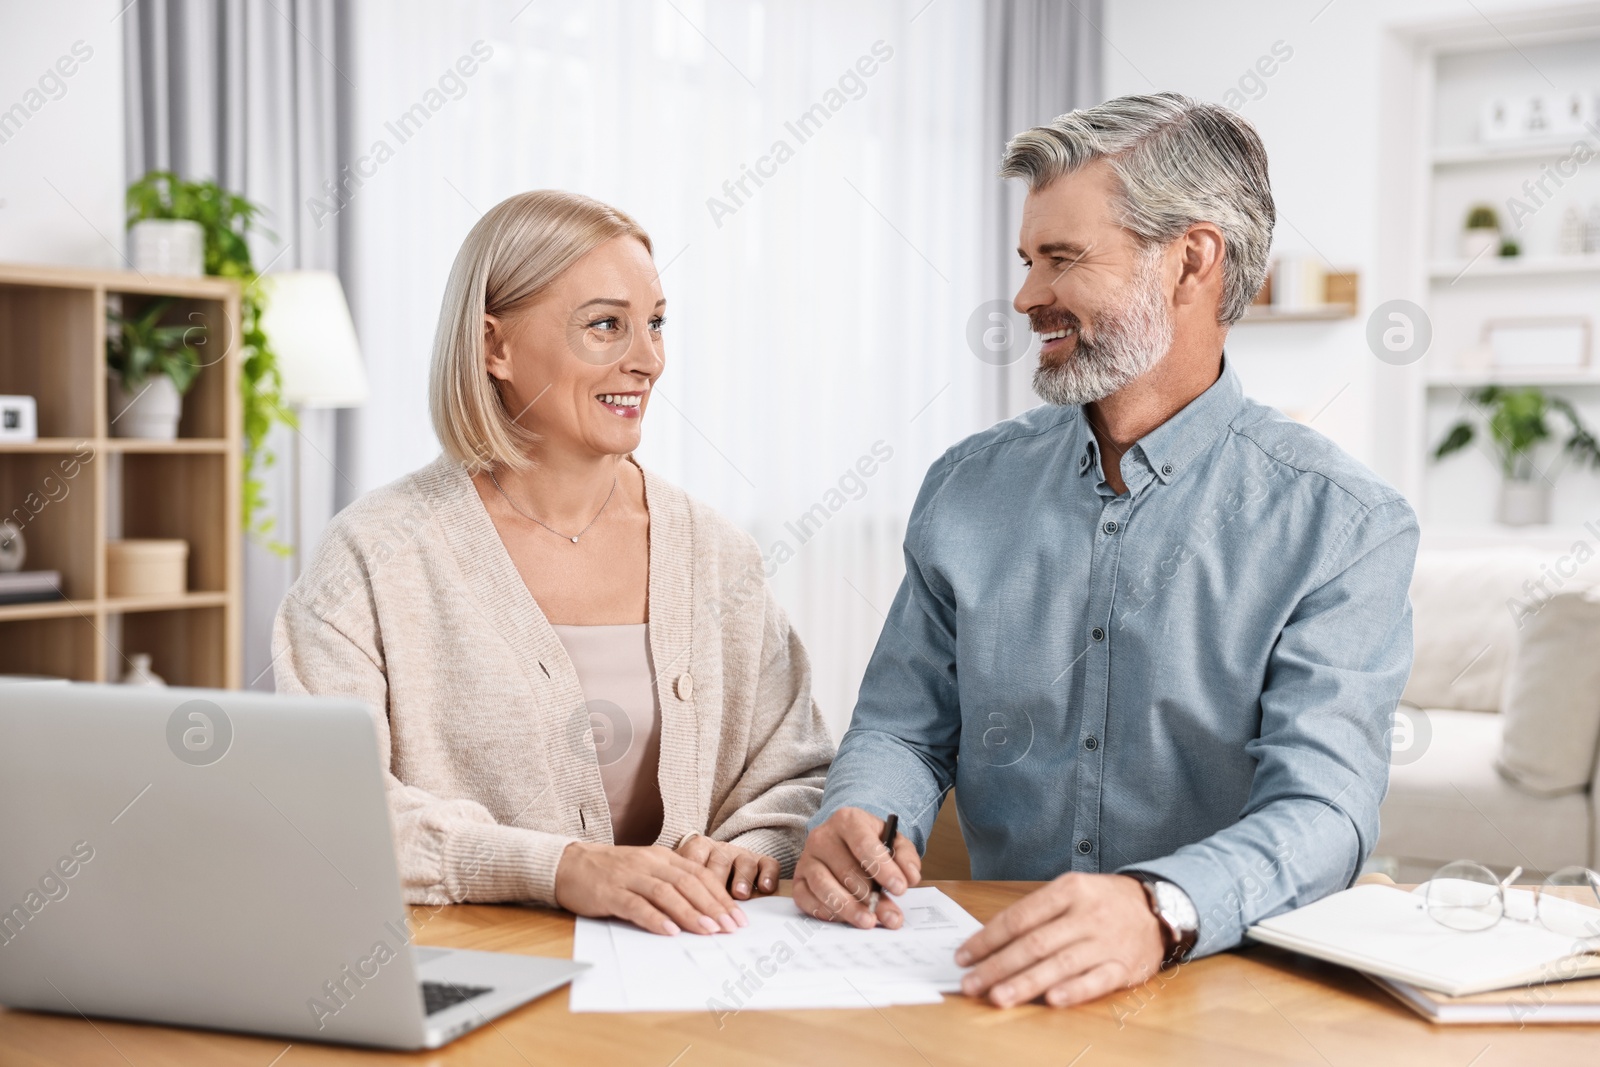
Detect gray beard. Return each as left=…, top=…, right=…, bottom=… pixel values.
left=1032, top=250, right=1174, bottom=407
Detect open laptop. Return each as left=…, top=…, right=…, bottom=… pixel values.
left=0, top=682, right=586, bottom=1050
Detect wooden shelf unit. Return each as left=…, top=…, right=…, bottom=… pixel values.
left=0, top=262, right=242, bottom=688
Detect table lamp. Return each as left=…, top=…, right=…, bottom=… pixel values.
left=257, top=271, right=368, bottom=573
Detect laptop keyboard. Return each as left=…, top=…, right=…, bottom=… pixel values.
left=422, top=981, right=495, bottom=1016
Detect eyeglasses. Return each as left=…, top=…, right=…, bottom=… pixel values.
left=1421, top=860, right=1600, bottom=941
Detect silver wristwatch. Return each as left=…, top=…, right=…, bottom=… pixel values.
left=1126, top=872, right=1199, bottom=966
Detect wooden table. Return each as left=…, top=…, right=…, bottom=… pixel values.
left=2, top=881, right=1594, bottom=1065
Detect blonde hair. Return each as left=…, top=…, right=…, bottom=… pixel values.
left=429, top=190, right=653, bottom=472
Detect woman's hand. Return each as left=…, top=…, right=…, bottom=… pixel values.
left=554, top=842, right=748, bottom=936
left=675, top=834, right=781, bottom=900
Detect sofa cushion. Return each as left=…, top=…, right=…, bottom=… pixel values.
left=1378, top=707, right=1590, bottom=874
left=1497, top=588, right=1600, bottom=796
left=1402, top=549, right=1547, bottom=712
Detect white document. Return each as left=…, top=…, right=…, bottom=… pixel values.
left=569, top=887, right=981, bottom=1013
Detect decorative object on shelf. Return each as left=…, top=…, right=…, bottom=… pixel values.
left=1498, top=237, right=1520, bottom=258
left=119, top=653, right=167, bottom=687
left=1588, top=202, right=1600, bottom=255
left=0, top=520, right=24, bottom=571
left=0, top=394, right=37, bottom=442
left=106, top=538, right=189, bottom=598
left=1484, top=316, right=1590, bottom=372
left=1460, top=204, right=1501, bottom=259
left=126, top=171, right=294, bottom=548
left=1480, top=90, right=1596, bottom=144
left=1561, top=206, right=1587, bottom=255
left=0, top=522, right=63, bottom=605
left=1433, top=386, right=1600, bottom=527
left=1270, top=254, right=1325, bottom=311
left=1242, top=263, right=1358, bottom=322
left=129, top=218, right=205, bottom=277
left=1324, top=270, right=1358, bottom=307
left=106, top=296, right=206, bottom=440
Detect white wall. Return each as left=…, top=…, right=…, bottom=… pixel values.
left=1100, top=0, right=1539, bottom=484
left=0, top=1, right=126, bottom=267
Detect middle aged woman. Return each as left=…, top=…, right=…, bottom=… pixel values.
left=273, top=190, right=836, bottom=938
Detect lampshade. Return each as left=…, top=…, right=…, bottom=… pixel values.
left=257, top=270, right=369, bottom=408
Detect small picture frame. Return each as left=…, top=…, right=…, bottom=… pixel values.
left=0, top=396, right=38, bottom=442
left=1483, top=317, right=1591, bottom=371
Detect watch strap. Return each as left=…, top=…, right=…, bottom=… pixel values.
left=1125, top=871, right=1198, bottom=967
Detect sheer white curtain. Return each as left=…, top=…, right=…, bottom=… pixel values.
left=341, top=0, right=991, bottom=733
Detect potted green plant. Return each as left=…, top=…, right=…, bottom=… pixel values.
left=126, top=172, right=294, bottom=547
left=106, top=297, right=205, bottom=440
left=1433, top=385, right=1600, bottom=525
left=1462, top=203, right=1501, bottom=260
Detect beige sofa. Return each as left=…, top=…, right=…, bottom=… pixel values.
left=1375, top=548, right=1600, bottom=883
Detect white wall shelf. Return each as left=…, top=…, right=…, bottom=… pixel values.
left=1237, top=304, right=1356, bottom=323
left=1426, top=370, right=1600, bottom=388
left=1430, top=141, right=1593, bottom=168
left=1428, top=254, right=1600, bottom=281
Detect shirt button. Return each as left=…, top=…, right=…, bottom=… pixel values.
left=1091, top=626, right=1105, bottom=642
left=1084, top=736, right=1098, bottom=751
left=1077, top=839, right=1093, bottom=855
left=675, top=673, right=694, bottom=700
left=1102, top=520, right=1118, bottom=534
left=1161, top=463, right=1174, bottom=476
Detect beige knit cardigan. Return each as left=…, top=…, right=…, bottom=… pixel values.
left=272, top=456, right=835, bottom=908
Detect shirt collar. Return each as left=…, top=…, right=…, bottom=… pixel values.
left=1072, top=355, right=1245, bottom=487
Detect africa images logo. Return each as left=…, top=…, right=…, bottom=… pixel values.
left=165, top=699, right=233, bottom=767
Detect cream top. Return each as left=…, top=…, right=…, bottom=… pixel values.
left=550, top=623, right=664, bottom=848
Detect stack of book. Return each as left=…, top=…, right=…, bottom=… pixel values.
left=0, top=571, right=63, bottom=605
left=1248, top=882, right=1600, bottom=1024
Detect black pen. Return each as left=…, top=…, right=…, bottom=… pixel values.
left=867, top=812, right=899, bottom=915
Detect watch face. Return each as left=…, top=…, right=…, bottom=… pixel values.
left=1155, top=881, right=1199, bottom=932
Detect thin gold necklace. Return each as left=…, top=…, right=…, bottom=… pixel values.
left=488, top=468, right=618, bottom=544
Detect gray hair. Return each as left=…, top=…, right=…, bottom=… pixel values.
left=1000, top=92, right=1275, bottom=326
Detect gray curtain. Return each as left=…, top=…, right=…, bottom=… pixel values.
left=124, top=0, right=354, bottom=691
left=982, top=0, right=1103, bottom=422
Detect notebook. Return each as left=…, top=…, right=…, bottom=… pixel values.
left=1369, top=972, right=1600, bottom=1024
left=0, top=570, right=61, bottom=605
left=1246, top=884, right=1600, bottom=997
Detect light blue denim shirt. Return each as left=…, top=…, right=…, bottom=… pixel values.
left=814, top=359, right=1419, bottom=956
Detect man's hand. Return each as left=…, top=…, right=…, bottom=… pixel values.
left=955, top=873, right=1165, bottom=1008
left=793, top=807, right=921, bottom=929
left=674, top=835, right=780, bottom=900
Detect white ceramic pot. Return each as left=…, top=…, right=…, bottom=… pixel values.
left=1459, top=228, right=1501, bottom=260
left=129, top=219, right=205, bottom=277
left=1497, top=479, right=1550, bottom=527
left=108, top=372, right=183, bottom=440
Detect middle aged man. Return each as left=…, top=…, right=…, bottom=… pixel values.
left=794, top=92, right=1419, bottom=1009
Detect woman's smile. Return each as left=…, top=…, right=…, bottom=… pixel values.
left=597, top=390, right=645, bottom=418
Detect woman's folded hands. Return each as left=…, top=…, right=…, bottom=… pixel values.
left=553, top=837, right=778, bottom=936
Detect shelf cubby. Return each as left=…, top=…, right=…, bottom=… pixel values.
left=114, top=605, right=228, bottom=689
